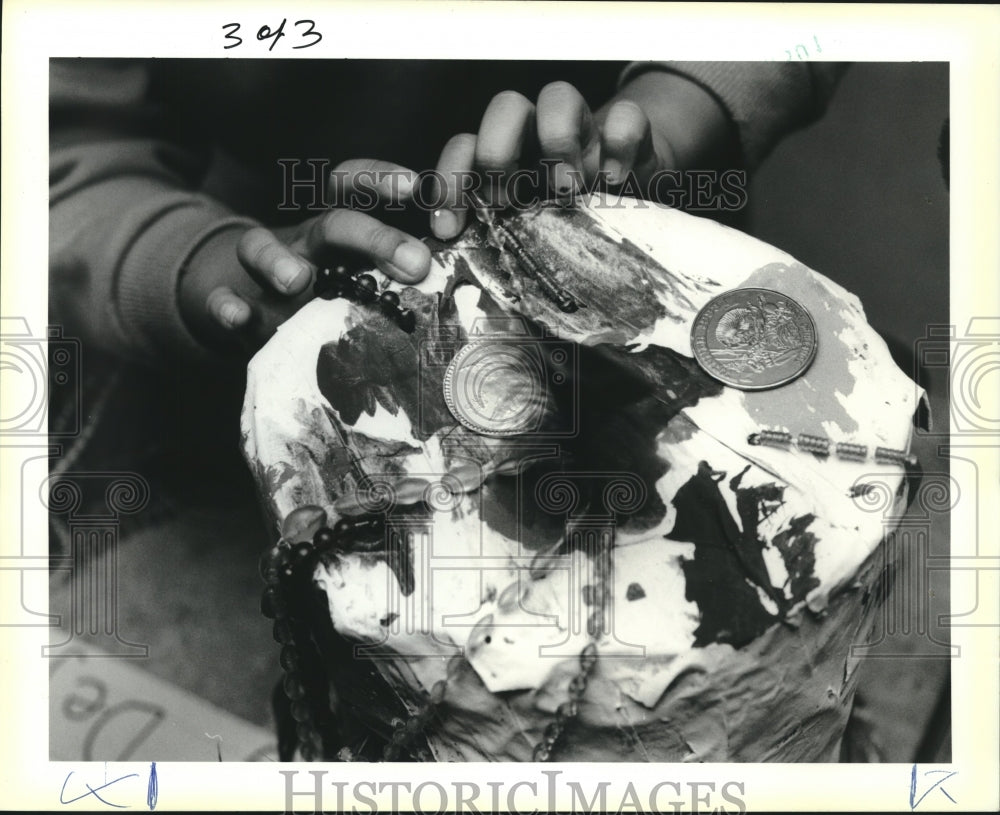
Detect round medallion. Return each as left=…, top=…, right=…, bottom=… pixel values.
left=690, top=288, right=818, bottom=390
left=442, top=342, right=546, bottom=436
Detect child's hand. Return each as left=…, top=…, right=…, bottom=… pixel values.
left=180, top=159, right=431, bottom=353
left=430, top=73, right=734, bottom=240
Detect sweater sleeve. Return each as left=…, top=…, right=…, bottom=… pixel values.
left=49, top=59, right=259, bottom=364
left=619, top=61, right=850, bottom=172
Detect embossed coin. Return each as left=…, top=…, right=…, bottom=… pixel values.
left=690, top=288, right=817, bottom=390
left=443, top=342, right=545, bottom=436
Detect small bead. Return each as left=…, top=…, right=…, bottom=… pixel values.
left=290, top=701, right=311, bottom=723
left=391, top=728, right=409, bottom=745
left=260, top=585, right=287, bottom=620
left=313, top=527, right=336, bottom=550
left=332, top=517, right=354, bottom=538
left=556, top=701, right=578, bottom=722
left=379, top=290, right=401, bottom=311
left=278, top=645, right=300, bottom=673
left=260, top=595, right=275, bottom=620
left=258, top=544, right=288, bottom=582
left=543, top=722, right=561, bottom=742
left=291, top=542, right=314, bottom=564
left=396, top=308, right=416, bottom=333
left=383, top=744, right=401, bottom=761
left=313, top=268, right=337, bottom=298
left=836, top=441, right=868, bottom=461
left=272, top=619, right=294, bottom=645
left=355, top=274, right=378, bottom=303
left=532, top=743, right=551, bottom=762
left=296, top=722, right=316, bottom=743
left=283, top=674, right=306, bottom=701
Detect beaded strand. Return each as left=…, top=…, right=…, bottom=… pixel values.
left=748, top=428, right=917, bottom=468
left=469, top=192, right=579, bottom=314
left=261, top=505, right=453, bottom=762
left=314, top=266, right=416, bottom=333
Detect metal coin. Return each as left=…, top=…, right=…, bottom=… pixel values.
left=690, top=287, right=818, bottom=390
left=442, top=342, right=546, bottom=436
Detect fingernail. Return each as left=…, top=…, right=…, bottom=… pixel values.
left=390, top=242, right=429, bottom=279
left=602, top=159, right=623, bottom=185
left=395, top=173, right=414, bottom=198
left=221, top=302, right=243, bottom=327
left=432, top=209, right=459, bottom=239
left=274, top=257, right=307, bottom=292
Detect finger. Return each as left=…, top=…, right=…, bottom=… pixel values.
left=237, top=227, right=314, bottom=295
left=301, top=208, right=431, bottom=283
left=475, top=90, right=536, bottom=206
left=536, top=81, right=598, bottom=194
left=600, top=99, right=656, bottom=185
left=206, top=286, right=253, bottom=330
left=328, top=158, right=418, bottom=208
left=431, top=133, right=477, bottom=240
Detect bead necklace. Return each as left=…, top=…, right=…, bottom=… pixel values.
left=748, top=428, right=917, bottom=468
left=261, top=504, right=609, bottom=762
left=313, top=265, right=416, bottom=333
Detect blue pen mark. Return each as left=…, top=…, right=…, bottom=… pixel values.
left=147, top=762, right=158, bottom=811
left=910, top=764, right=958, bottom=809
left=60, top=768, right=139, bottom=808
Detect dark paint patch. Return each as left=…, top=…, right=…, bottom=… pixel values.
left=312, top=202, right=730, bottom=576
left=561, top=342, right=723, bottom=534
left=475, top=339, right=724, bottom=547
left=728, top=466, right=792, bottom=613
left=728, top=466, right=821, bottom=606
left=667, top=461, right=778, bottom=647
left=316, top=292, right=450, bottom=440
left=770, top=513, right=821, bottom=602
left=510, top=205, right=694, bottom=342
left=626, top=582, right=646, bottom=601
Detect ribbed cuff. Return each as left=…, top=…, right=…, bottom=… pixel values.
left=115, top=197, right=258, bottom=364
left=619, top=61, right=842, bottom=172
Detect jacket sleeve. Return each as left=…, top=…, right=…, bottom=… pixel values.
left=49, top=59, right=259, bottom=363
left=620, top=61, right=850, bottom=172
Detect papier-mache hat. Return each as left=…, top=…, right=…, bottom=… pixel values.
left=242, top=195, right=922, bottom=762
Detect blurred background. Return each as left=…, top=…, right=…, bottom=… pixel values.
left=749, top=61, right=951, bottom=763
